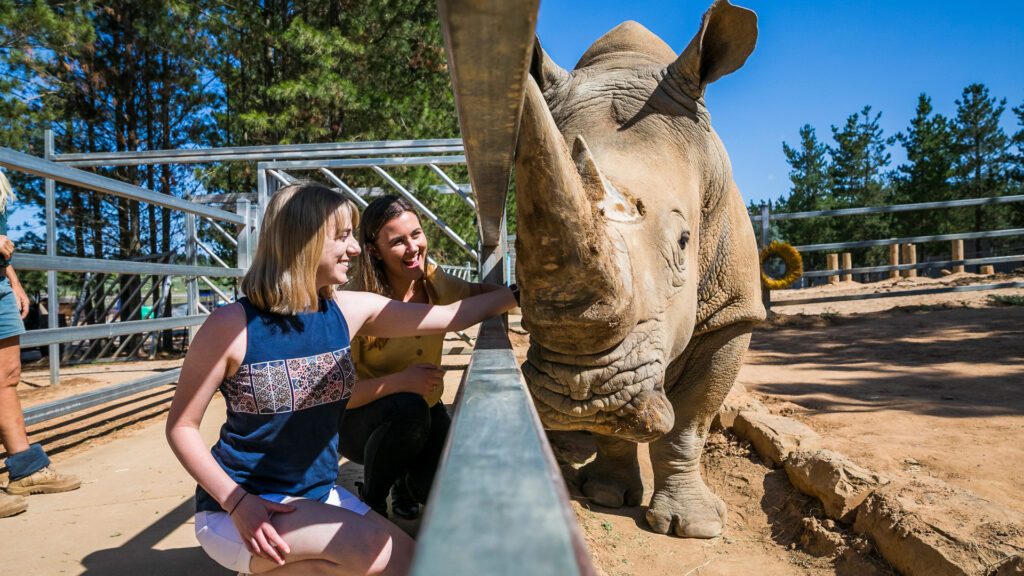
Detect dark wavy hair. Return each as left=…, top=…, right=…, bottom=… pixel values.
left=351, top=194, right=417, bottom=297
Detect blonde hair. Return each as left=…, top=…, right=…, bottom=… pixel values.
left=241, top=182, right=359, bottom=315
left=0, top=169, right=15, bottom=213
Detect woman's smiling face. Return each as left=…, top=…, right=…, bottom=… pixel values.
left=316, top=212, right=361, bottom=288
left=373, top=210, right=428, bottom=286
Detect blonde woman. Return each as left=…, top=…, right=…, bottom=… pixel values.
left=0, top=169, right=80, bottom=519
left=165, top=182, right=514, bottom=575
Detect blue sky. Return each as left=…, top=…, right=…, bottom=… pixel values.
left=536, top=0, right=1024, bottom=205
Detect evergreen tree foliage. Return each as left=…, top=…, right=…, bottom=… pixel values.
left=776, top=124, right=832, bottom=270
left=951, top=83, right=1011, bottom=256
left=893, top=94, right=956, bottom=238
left=827, top=105, right=892, bottom=266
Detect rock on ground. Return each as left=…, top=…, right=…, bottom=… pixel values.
left=853, top=477, right=1024, bottom=576
left=785, top=448, right=888, bottom=523
left=732, top=411, right=821, bottom=467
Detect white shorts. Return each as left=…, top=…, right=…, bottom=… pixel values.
left=194, top=485, right=370, bottom=573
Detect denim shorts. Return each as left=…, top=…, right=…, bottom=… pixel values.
left=0, top=277, right=26, bottom=340
left=194, top=485, right=370, bottom=572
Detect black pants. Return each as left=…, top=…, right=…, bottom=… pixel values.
left=338, top=392, right=451, bottom=511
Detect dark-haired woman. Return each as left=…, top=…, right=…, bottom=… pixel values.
left=343, top=195, right=501, bottom=519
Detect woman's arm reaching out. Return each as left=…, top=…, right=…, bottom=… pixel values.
left=337, top=286, right=516, bottom=339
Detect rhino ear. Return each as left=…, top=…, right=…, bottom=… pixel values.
left=530, top=37, right=569, bottom=92
left=668, top=0, right=757, bottom=96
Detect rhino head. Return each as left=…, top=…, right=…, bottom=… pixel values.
left=516, top=0, right=763, bottom=443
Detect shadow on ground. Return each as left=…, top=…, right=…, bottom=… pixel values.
left=750, top=306, right=1024, bottom=418
left=80, top=499, right=229, bottom=575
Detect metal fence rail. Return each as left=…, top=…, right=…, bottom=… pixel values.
left=23, top=369, right=181, bottom=427
left=753, top=194, right=1024, bottom=310
left=793, top=227, right=1024, bottom=253
left=750, top=193, right=1024, bottom=222
left=54, top=138, right=464, bottom=167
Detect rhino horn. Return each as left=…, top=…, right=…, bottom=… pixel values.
left=667, top=0, right=758, bottom=97
left=514, top=75, right=635, bottom=354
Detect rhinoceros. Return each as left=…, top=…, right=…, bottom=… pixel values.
left=514, top=0, right=765, bottom=539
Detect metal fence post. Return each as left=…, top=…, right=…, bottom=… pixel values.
left=185, top=212, right=198, bottom=341
left=237, top=198, right=252, bottom=271
left=760, top=203, right=771, bottom=313
left=44, top=129, right=60, bottom=386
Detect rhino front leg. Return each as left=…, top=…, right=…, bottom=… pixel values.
left=646, top=322, right=754, bottom=538
left=579, top=435, right=644, bottom=508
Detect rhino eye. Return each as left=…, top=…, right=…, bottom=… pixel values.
left=678, top=231, right=691, bottom=250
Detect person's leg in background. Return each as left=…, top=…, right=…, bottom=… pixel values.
left=404, top=401, right=451, bottom=505
left=338, top=392, right=430, bottom=517
left=0, top=335, right=79, bottom=518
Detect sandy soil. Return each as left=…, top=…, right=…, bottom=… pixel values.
left=511, top=272, right=1023, bottom=576
left=3, top=274, right=1020, bottom=575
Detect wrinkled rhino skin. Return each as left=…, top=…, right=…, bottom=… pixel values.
left=515, top=0, right=765, bottom=539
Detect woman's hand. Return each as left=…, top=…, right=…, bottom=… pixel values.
left=400, top=363, right=444, bottom=398
left=0, top=235, right=13, bottom=260
left=14, top=285, right=28, bottom=319
left=228, top=492, right=296, bottom=566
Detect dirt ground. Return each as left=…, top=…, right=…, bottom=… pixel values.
left=513, top=271, right=1024, bottom=576
left=2, top=272, right=1021, bottom=575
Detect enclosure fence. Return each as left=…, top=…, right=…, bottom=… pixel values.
left=752, top=195, right=1024, bottom=310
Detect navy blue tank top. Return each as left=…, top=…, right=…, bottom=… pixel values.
left=195, top=296, right=355, bottom=513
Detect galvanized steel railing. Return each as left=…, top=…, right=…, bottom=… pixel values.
left=752, top=196, right=1024, bottom=309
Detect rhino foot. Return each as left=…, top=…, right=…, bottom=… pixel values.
left=578, top=440, right=643, bottom=508
left=645, top=486, right=726, bottom=539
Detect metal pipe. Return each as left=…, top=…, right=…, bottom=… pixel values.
left=0, top=148, right=244, bottom=224
left=318, top=168, right=368, bottom=208
left=267, top=169, right=293, bottom=186
left=12, top=253, right=244, bottom=278
left=200, top=275, right=232, bottom=305
left=764, top=194, right=1024, bottom=222
left=21, top=315, right=207, bottom=347
left=802, top=254, right=1024, bottom=278
left=259, top=155, right=467, bottom=171
left=372, top=166, right=478, bottom=259
left=195, top=237, right=231, bottom=269
left=23, top=369, right=181, bottom=426
left=186, top=213, right=198, bottom=342
left=54, top=138, right=463, bottom=166
left=794, top=228, right=1024, bottom=253
left=44, top=130, right=60, bottom=385
left=202, top=216, right=239, bottom=247
left=428, top=164, right=476, bottom=209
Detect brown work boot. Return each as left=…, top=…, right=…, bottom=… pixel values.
left=0, top=490, right=28, bottom=518
left=5, top=466, right=81, bottom=496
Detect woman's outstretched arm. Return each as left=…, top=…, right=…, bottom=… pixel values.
left=337, top=286, right=515, bottom=339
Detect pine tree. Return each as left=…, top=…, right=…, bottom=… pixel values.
left=952, top=83, right=1011, bottom=258
left=893, top=94, right=956, bottom=238
left=778, top=124, right=832, bottom=271
left=828, top=106, right=893, bottom=266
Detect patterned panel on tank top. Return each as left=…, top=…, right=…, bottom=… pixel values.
left=222, top=348, right=355, bottom=415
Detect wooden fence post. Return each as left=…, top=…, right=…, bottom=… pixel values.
left=827, top=253, right=839, bottom=285
left=951, top=239, right=965, bottom=274
left=889, top=243, right=900, bottom=279
left=901, top=243, right=917, bottom=278
left=841, top=252, right=852, bottom=282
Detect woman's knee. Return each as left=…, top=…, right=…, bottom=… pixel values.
left=0, top=357, right=19, bottom=388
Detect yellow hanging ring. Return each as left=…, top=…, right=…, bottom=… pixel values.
left=760, top=241, right=803, bottom=290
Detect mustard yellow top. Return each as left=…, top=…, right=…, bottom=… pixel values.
left=351, top=264, right=471, bottom=406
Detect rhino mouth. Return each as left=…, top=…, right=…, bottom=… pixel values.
left=522, top=323, right=675, bottom=442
